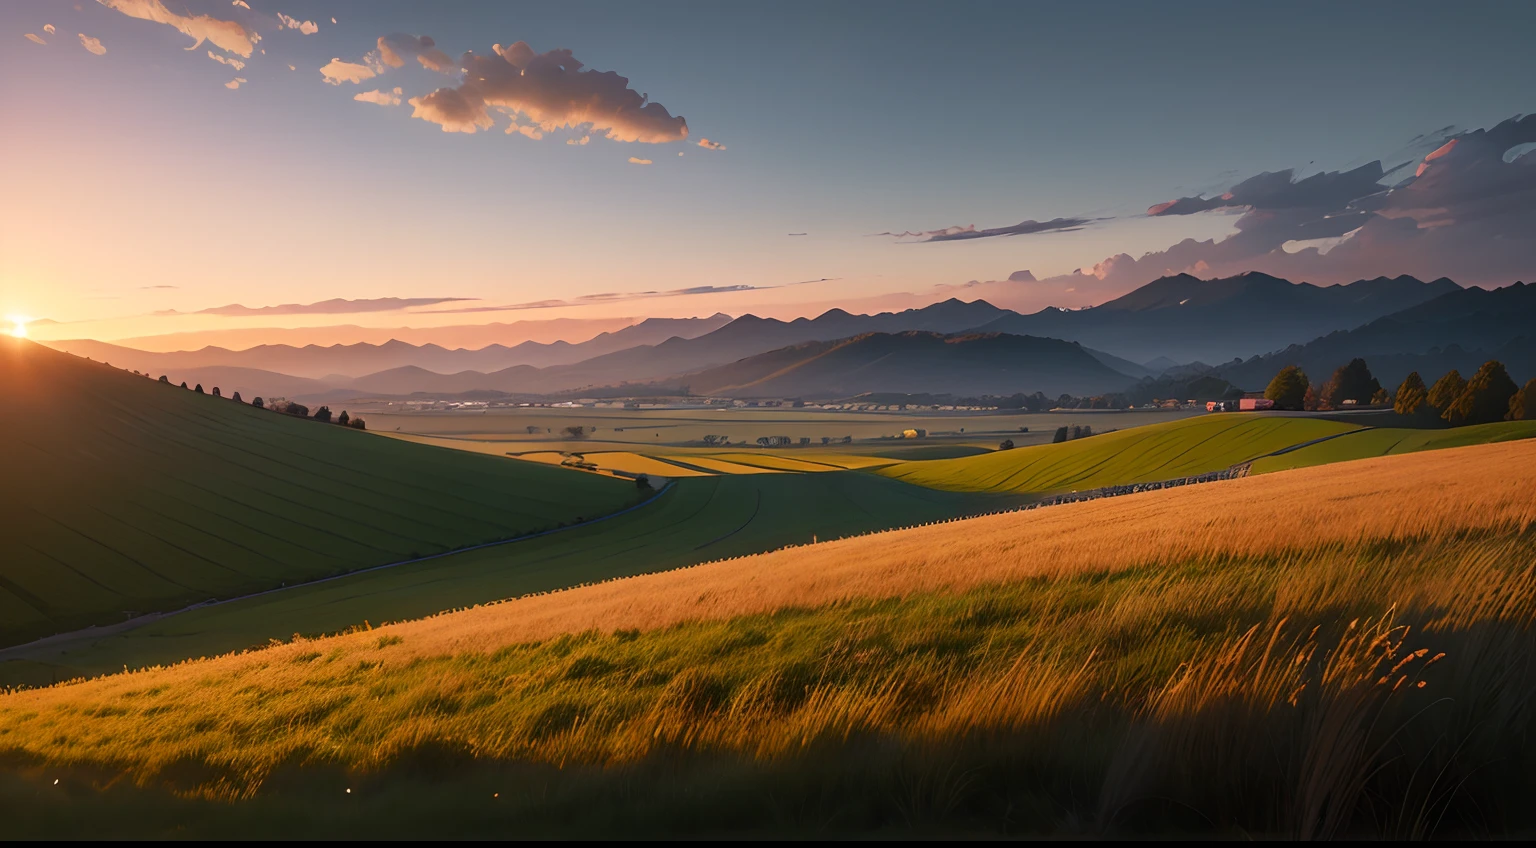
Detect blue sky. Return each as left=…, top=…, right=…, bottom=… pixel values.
left=2, top=0, right=1533, bottom=341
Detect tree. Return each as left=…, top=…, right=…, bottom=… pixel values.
left=232, top=391, right=243, bottom=403
left=348, top=417, right=366, bottom=430
left=635, top=474, right=652, bottom=490
left=180, top=381, right=188, bottom=389
left=1427, top=370, right=1468, bottom=415
left=312, top=406, right=333, bottom=423
left=1393, top=372, right=1428, bottom=415
left=1052, top=426, right=1069, bottom=444
left=1370, top=387, right=1389, bottom=406
left=212, top=387, right=222, bottom=397
left=1323, top=358, right=1380, bottom=408
left=159, top=375, right=169, bottom=383
left=525, top=425, right=542, bottom=435
left=1444, top=360, right=1518, bottom=426
left=194, top=384, right=205, bottom=394
left=998, top=439, right=1015, bottom=451
left=821, top=436, right=831, bottom=446
left=798, top=437, right=811, bottom=447
left=563, top=425, right=587, bottom=439
left=252, top=396, right=264, bottom=409
left=1264, top=365, right=1309, bottom=410
left=338, top=410, right=350, bottom=426
left=1507, top=378, right=1536, bottom=421
left=1302, top=384, right=1320, bottom=411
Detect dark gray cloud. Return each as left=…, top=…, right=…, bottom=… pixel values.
left=159, top=297, right=476, bottom=317
left=418, top=279, right=837, bottom=314
left=873, top=217, right=1093, bottom=243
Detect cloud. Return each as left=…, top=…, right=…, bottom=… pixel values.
left=418, top=279, right=837, bottom=314
left=566, top=135, right=590, bottom=145
left=377, top=33, right=453, bottom=72
left=140, top=285, right=178, bottom=289
left=287, top=63, right=295, bottom=71
left=25, top=33, right=46, bottom=45
left=406, top=39, right=688, bottom=143
left=628, top=157, right=652, bottom=165
left=208, top=49, right=245, bottom=70
left=276, top=12, right=318, bottom=35
left=697, top=138, right=726, bottom=151
left=321, top=56, right=381, bottom=85
left=78, top=33, right=106, bottom=55
left=165, top=297, right=477, bottom=317
left=873, top=217, right=1094, bottom=243
left=96, top=0, right=254, bottom=57
left=224, top=77, right=246, bottom=89
left=1007, top=270, right=1037, bottom=283
left=232, top=0, right=249, bottom=8
left=354, top=87, right=404, bottom=106
left=44, top=24, right=55, bottom=34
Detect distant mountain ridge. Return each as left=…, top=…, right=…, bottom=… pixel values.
left=1218, top=282, right=1536, bottom=389
left=975, top=272, right=1461, bottom=363
left=45, top=315, right=734, bottom=379
left=676, top=331, right=1135, bottom=399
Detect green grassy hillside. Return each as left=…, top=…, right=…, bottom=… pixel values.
left=1251, top=419, right=1536, bottom=473
left=877, top=414, right=1359, bottom=494
left=0, top=471, right=1024, bottom=686
left=0, top=339, right=642, bottom=648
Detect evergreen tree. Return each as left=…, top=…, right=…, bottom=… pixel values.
left=1393, top=372, right=1428, bottom=415
left=1264, top=365, right=1309, bottom=410
left=1445, top=360, right=1518, bottom=426
left=1427, top=370, right=1467, bottom=413
left=1324, top=358, right=1381, bottom=407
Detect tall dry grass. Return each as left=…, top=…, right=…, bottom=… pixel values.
left=1, top=440, right=1534, bottom=837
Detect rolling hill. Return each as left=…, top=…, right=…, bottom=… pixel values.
left=975, top=272, right=1461, bottom=364
left=0, top=338, right=644, bottom=649
left=677, top=331, right=1136, bottom=398
left=1218, top=281, right=1536, bottom=389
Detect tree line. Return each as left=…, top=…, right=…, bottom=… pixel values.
left=155, top=375, right=367, bottom=429
left=1263, top=358, right=1534, bottom=425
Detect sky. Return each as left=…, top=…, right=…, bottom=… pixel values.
left=2, top=0, right=1533, bottom=345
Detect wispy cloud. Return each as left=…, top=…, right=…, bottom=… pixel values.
left=872, top=217, right=1095, bottom=243
left=418, top=279, right=837, bottom=314
left=628, top=157, right=652, bottom=165
left=276, top=12, right=318, bottom=35
left=697, top=138, right=726, bottom=151
left=159, top=297, right=477, bottom=317
left=207, top=50, right=244, bottom=70
left=44, top=24, right=55, bottom=35
left=354, top=87, right=404, bottom=106
left=25, top=33, right=47, bottom=45
left=78, top=33, right=107, bottom=54
left=96, top=0, right=254, bottom=57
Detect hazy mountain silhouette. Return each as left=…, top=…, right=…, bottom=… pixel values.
left=973, top=272, right=1461, bottom=363
left=1218, top=281, right=1536, bottom=389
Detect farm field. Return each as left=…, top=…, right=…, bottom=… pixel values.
left=0, top=472, right=1026, bottom=687
left=877, top=414, right=1362, bottom=494
left=0, top=340, right=644, bottom=648
left=2, top=440, right=1533, bottom=838
left=1250, top=419, right=1536, bottom=473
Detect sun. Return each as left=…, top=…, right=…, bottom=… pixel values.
left=6, top=315, right=32, bottom=338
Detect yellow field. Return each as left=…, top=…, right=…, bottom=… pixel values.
left=6, top=440, right=1534, bottom=837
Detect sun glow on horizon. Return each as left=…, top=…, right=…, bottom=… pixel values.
left=7, top=315, right=33, bottom=338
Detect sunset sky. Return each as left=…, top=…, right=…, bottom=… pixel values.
left=2, top=0, right=1533, bottom=345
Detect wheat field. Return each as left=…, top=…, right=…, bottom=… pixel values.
left=2, top=439, right=1534, bottom=837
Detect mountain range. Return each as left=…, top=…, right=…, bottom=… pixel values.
left=1218, top=282, right=1536, bottom=390
left=973, top=272, right=1462, bottom=364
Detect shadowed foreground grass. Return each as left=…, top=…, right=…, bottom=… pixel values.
left=3, top=527, right=1534, bottom=838
left=2, top=442, right=1534, bottom=837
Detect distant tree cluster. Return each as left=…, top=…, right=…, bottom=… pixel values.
left=1264, top=357, right=1526, bottom=426
left=1051, top=424, right=1094, bottom=444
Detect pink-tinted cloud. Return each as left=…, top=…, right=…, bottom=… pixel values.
left=96, top=0, right=254, bottom=57
left=276, top=12, right=318, bottom=35
left=873, top=217, right=1094, bottom=243
left=628, top=156, right=652, bottom=165
left=697, top=138, right=726, bottom=151
left=224, top=77, right=246, bottom=89
left=78, top=33, right=107, bottom=55
left=377, top=33, right=453, bottom=72
left=162, top=297, right=477, bottom=317
left=207, top=50, right=244, bottom=70
left=25, top=33, right=46, bottom=45
left=44, top=24, right=55, bottom=34
left=407, top=39, right=688, bottom=143
left=354, top=87, right=404, bottom=106
left=321, top=56, right=380, bottom=85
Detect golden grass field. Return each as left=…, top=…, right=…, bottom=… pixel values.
left=3, top=440, right=1535, bottom=837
